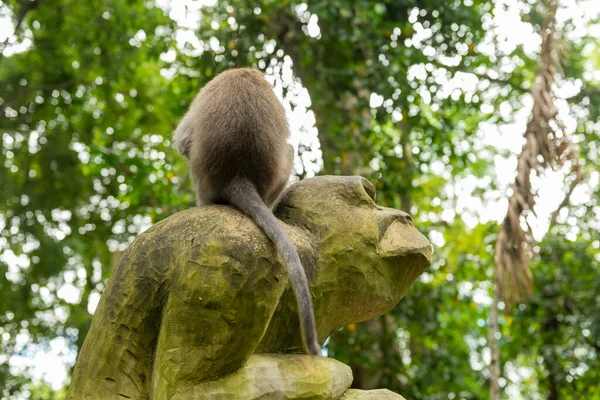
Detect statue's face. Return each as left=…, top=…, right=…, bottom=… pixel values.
left=275, top=176, right=432, bottom=332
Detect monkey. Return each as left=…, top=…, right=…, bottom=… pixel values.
left=173, top=68, right=321, bottom=356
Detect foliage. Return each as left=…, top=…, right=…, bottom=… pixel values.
left=0, top=0, right=184, bottom=397
left=0, top=0, right=598, bottom=398
left=504, top=234, right=600, bottom=399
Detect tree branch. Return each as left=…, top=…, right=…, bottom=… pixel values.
left=0, top=0, right=43, bottom=62
left=0, top=77, right=78, bottom=123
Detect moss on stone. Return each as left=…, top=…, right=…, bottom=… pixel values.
left=68, top=176, right=431, bottom=399
left=341, top=389, right=406, bottom=399
left=172, top=354, right=352, bottom=399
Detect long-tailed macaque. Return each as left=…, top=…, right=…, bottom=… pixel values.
left=173, top=68, right=320, bottom=355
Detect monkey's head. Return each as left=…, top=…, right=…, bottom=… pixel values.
left=258, top=175, right=432, bottom=353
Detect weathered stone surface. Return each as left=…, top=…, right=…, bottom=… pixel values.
left=341, top=389, right=406, bottom=399
left=68, top=176, right=431, bottom=399
left=174, top=354, right=352, bottom=399
left=258, top=176, right=432, bottom=353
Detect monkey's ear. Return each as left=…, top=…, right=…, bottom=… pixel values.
left=173, top=118, right=192, bottom=158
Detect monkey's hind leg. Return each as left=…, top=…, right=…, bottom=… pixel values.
left=265, top=144, right=294, bottom=206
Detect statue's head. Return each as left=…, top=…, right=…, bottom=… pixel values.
left=259, top=176, right=432, bottom=352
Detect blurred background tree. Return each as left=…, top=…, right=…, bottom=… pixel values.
left=1, top=0, right=598, bottom=399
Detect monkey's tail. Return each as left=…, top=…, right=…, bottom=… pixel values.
left=225, top=179, right=321, bottom=356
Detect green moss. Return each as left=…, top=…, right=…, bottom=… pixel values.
left=172, top=354, right=352, bottom=399
left=68, top=176, right=430, bottom=399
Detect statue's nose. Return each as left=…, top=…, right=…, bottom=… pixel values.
left=376, top=207, right=432, bottom=264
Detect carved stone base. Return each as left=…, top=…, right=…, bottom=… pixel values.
left=177, top=354, right=405, bottom=400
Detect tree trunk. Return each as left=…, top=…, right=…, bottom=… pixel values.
left=489, top=277, right=501, bottom=400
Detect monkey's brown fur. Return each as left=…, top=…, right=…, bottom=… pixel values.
left=173, top=68, right=320, bottom=355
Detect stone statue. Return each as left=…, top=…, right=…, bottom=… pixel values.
left=68, top=176, right=432, bottom=399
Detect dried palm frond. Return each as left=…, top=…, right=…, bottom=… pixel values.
left=495, top=0, right=581, bottom=305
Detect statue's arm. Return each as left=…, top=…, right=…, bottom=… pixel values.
left=68, top=234, right=168, bottom=400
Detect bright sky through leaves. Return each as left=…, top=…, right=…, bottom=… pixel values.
left=0, top=0, right=599, bottom=395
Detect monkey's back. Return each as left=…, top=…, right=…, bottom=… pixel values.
left=184, top=69, right=290, bottom=203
